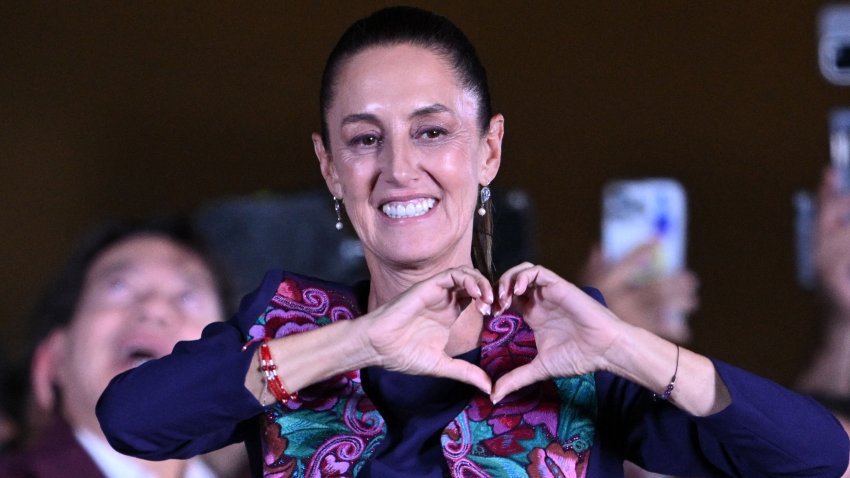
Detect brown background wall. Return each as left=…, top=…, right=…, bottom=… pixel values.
left=1, top=1, right=845, bottom=386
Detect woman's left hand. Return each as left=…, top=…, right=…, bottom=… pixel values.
left=491, top=263, right=730, bottom=417
left=490, top=262, right=629, bottom=403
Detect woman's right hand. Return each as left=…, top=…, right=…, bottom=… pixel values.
left=361, top=266, right=494, bottom=394
left=580, top=242, right=698, bottom=343
left=815, top=167, right=850, bottom=320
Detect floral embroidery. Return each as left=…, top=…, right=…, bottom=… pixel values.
left=527, top=442, right=588, bottom=478
left=250, top=275, right=384, bottom=477
left=442, top=311, right=595, bottom=477
left=251, top=274, right=596, bottom=477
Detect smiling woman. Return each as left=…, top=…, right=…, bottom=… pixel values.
left=313, top=42, right=502, bottom=298
left=95, top=6, right=849, bottom=478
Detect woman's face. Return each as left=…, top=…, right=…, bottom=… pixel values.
left=314, top=44, right=503, bottom=271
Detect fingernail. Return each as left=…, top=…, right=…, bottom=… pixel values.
left=498, top=285, right=506, bottom=299
left=479, top=303, right=491, bottom=316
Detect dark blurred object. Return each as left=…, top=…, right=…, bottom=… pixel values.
left=491, top=188, right=538, bottom=276
left=194, top=190, right=369, bottom=303
left=818, top=3, right=850, bottom=86
left=0, top=359, right=28, bottom=453
left=194, top=188, right=537, bottom=302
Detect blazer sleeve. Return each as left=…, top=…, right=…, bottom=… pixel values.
left=96, top=270, right=284, bottom=460
left=596, top=359, right=850, bottom=477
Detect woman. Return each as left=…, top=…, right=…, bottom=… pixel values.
left=97, top=6, right=849, bottom=477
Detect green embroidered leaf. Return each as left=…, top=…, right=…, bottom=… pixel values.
left=276, top=412, right=352, bottom=459
left=554, top=374, right=597, bottom=453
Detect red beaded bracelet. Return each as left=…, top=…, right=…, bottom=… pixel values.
left=258, top=337, right=298, bottom=404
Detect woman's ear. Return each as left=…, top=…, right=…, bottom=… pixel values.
left=480, top=114, right=504, bottom=183
left=312, top=132, right=342, bottom=197
left=31, top=329, right=65, bottom=412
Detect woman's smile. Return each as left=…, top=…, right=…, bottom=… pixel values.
left=380, top=197, right=437, bottom=219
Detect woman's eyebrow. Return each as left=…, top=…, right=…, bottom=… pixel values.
left=341, top=112, right=380, bottom=126
left=409, top=104, right=450, bottom=119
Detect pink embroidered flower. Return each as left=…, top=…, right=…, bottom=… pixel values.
left=526, top=443, right=587, bottom=478
left=277, top=279, right=302, bottom=301
left=468, top=384, right=559, bottom=438
left=261, top=423, right=296, bottom=478
left=320, top=455, right=351, bottom=476
left=480, top=425, right=535, bottom=455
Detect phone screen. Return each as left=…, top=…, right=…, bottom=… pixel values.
left=602, top=178, right=687, bottom=279
left=831, top=108, right=850, bottom=191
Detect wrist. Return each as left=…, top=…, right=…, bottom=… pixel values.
left=599, top=321, right=656, bottom=378
left=264, top=318, right=380, bottom=392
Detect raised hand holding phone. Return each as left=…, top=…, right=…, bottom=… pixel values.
left=592, top=178, right=695, bottom=343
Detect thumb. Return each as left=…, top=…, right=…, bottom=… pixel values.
left=490, top=361, right=545, bottom=404
left=439, top=358, right=492, bottom=396
left=605, top=241, right=659, bottom=288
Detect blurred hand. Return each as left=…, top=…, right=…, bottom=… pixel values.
left=579, top=242, right=698, bottom=343
left=364, top=266, right=493, bottom=394
left=814, top=167, right=850, bottom=323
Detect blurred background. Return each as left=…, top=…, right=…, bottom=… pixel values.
left=1, top=1, right=846, bottom=386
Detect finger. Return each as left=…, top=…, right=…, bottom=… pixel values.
left=467, top=268, right=494, bottom=305
left=602, top=241, right=659, bottom=291
left=819, top=195, right=850, bottom=231
left=438, top=357, right=492, bottom=395
left=447, top=267, right=494, bottom=315
left=490, top=361, right=546, bottom=404
left=511, top=265, right=543, bottom=297
left=578, top=244, right=604, bottom=284
left=511, top=264, right=564, bottom=297
left=440, top=267, right=482, bottom=298
left=820, top=166, right=842, bottom=201
left=817, top=169, right=850, bottom=230
left=496, top=262, right=535, bottom=313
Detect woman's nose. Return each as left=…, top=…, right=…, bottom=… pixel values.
left=382, top=138, right=419, bottom=184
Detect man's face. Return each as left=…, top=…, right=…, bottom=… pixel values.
left=53, top=235, right=223, bottom=433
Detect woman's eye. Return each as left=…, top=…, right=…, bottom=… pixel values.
left=352, top=134, right=381, bottom=147
left=420, top=128, right=447, bottom=139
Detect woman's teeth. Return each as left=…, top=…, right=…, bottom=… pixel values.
left=382, top=198, right=436, bottom=219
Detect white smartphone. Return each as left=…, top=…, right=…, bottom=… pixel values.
left=831, top=108, right=850, bottom=192
left=601, top=178, right=688, bottom=280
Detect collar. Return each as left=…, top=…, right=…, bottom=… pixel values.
left=74, top=427, right=217, bottom=478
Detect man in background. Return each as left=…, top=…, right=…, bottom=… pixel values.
left=0, top=218, right=246, bottom=478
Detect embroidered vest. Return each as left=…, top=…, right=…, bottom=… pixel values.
left=246, top=274, right=596, bottom=477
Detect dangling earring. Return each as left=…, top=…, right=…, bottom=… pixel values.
left=477, top=185, right=491, bottom=216
left=334, top=196, right=344, bottom=230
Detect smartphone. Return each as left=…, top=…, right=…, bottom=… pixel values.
left=817, top=4, right=850, bottom=86
left=831, top=108, right=850, bottom=192
left=601, top=178, right=687, bottom=280
left=792, top=109, right=850, bottom=289
left=793, top=190, right=817, bottom=289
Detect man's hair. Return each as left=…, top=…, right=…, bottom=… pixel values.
left=27, top=216, right=232, bottom=348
